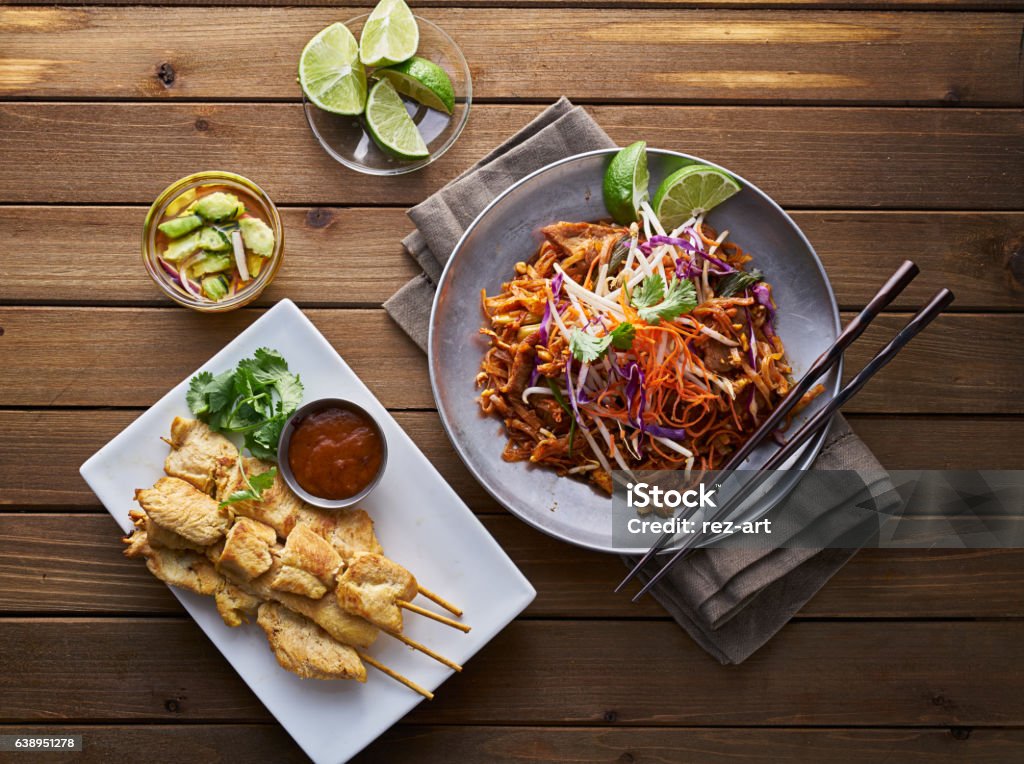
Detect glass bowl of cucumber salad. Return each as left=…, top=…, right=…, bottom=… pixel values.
left=142, top=171, right=284, bottom=312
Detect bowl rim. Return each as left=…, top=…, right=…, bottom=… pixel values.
left=427, top=147, right=842, bottom=554
left=276, top=397, right=390, bottom=509
left=302, top=13, right=473, bottom=177
left=141, top=170, right=284, bottom=312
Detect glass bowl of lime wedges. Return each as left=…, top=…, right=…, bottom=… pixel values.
left=301, top=8, right=471, bottom=176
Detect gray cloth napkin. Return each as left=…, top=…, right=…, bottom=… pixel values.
left=384, top=98, right=893, bottom=665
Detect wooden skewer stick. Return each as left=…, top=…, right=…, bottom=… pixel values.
left=357, top=651, right=433, bottom=700
left=397, top=600, right=472, bottom=633
left=417, top=585, right=463, bottom=617
left=388, top=631, right=463, bottom=672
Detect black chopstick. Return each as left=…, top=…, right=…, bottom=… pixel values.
left=615, top=260, right=921, bottom=593
left=630, top=287, right=955, bottom=601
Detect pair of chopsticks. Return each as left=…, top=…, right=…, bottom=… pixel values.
left=618, top=260, right=954, bottom=601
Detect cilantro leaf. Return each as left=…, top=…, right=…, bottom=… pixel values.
left=569, top=322, right=637, bottom=363
left=569, top=329, right=610, bottom=364
left=183, top=348, right=303, bottom=461
left=631, top=274, right=665, bottom=311
left=219, top=466, right=277, bottom=508
left=633, top=275, right=697, bottom=324
left=608, top=322, right=636, bottom=350
left=186, top=371, right=214, bottom=415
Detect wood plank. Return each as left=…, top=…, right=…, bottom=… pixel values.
left=1, top=104, right=1021, bottom=209
left=4, top=8, right=1020, bottom=105
left=2, top=513, right=1023, bottom=619
left=0, top=725, right=1021, bottom=764
left=3, top=207, right=1022, bottom=311
left=1, top=618, right=1022, bottom=725
left=1, top=409, right=1021, bottom=509
left=0, top=307, right=1020, bottom=412
left=8, top=0, right=1020, bottom=9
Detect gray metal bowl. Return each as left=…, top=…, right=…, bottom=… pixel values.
left=429, top=148, right=840, bottom=554
left=277, top=397, right=388, bottom=509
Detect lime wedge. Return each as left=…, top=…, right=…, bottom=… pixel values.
left=603, top=141, right=649, bottom=225
left=374, top=56, right=455, bottom=115
left=653, top=165, right=741, bottom=228
left=359, top=0, right=419, bottom=67
left=365, top=79, right=429, bottom=159
left=299, top=22, right=367, bottom=115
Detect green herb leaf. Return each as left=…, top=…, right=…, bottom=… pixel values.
left=569, top=322, right=637, bottom=363
left=186, top=371, right=214, bottom=415
left=185, top=347, right=304, bottom=461
left=545, top=378, right=576, bottom=458
left=219, top=466, right=277, bottom=508
left=634, top=276, right=697, bottom=324
left=608, top=322, right=636, bottom=350
left=631, top=273, right=665, bottom=311
left=716, top=268, right=763, bottom=299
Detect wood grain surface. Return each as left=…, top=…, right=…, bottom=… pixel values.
left=0, top=307, right=1020, bottom=412
left=3, top=207, right=1023, bottom=310
left=1, top=618, right=1022, bottom=725
left=2, top=513, right=1023, bottom=619
left=3, top=8, right=1021, bottom=104
left=2, top=104, right=1021, bottom=208
left=2, top=410, right=1022, bottom=509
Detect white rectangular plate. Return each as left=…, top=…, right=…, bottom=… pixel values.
left=80, top=299, right=536, bottom=764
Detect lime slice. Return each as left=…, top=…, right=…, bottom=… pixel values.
left=299, top=22, right=367, bottom=115
left=603, top=141, right=649, bottom=225
left=374, top=56, right=455, bottom=115
left=653, top=165, right=741, bottom=229
left=359, top=0, right=419, bottom=67
left=365, top=79, right=429, bottom=160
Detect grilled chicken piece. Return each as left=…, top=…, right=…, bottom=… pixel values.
left=208, top=547, right=379, bottom=649
left=700, top=339, right=742, bottom=374
left=257, top=603, right=367, bottom=682
left=218, top=457, right=299, bottom=539
left=270, top=525, right=344, bottom=600
left=129, top=508, right=204, bottom=552
left=296, top=505, right=382, bottom=562
left=123, top=529, right=223, bottom=597
left=135, top=477, right=231, bottom=547
left=281, top=525, right=343, bottom=586
left=336, top=553, right=418, bottom=633
left=217, top=517, right=276, bottom=581
left=164, top=417, right=239, bottom=496
left=271, top=564, right=327, bottom=600
left=215, top=583, right=262, bottom=627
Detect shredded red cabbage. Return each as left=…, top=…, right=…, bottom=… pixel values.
left=752, top=282, right=777, bottom=338
left=649, top=234, right=700, bottom=254
left=646, top=424, right=687, bottom=441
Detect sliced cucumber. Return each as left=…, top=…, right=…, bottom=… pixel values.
left=197, top=226, right=231, bottom=252
left=191, top=252, right=233, bottom=277
left=238, top=216, right=275, bottom=257
left=194, top=192, right=244, bottom=222
left=201, top=274, right=230, bottom=301
left=158, top=214, right=203, bottom=239
left=162, top=230, right=202, bottom=263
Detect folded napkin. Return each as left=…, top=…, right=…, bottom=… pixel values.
left=384, top=98, right=894, bottom=664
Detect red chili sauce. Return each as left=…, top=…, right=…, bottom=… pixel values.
left=288, top=407, right=383, bottom=500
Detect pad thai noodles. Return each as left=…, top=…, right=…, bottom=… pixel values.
left=476, top=202, right=822, bottom=495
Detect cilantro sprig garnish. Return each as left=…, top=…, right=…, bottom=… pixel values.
left=569, top=322, right=636, bottom=364
left=631, top=274, right=697, bottom=324
left=219, top=459, right=278, bottom=508
left=186, top=347, right=303, bottom=461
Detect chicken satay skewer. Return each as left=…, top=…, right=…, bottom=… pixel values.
left=416, top=585, right=463, bottom=618
left=396, top=599, right=472, bottom=633
left=357, top=651, right=434, bottom=700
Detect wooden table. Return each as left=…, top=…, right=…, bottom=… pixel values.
left=2, top=2, right=1023, bottom=761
